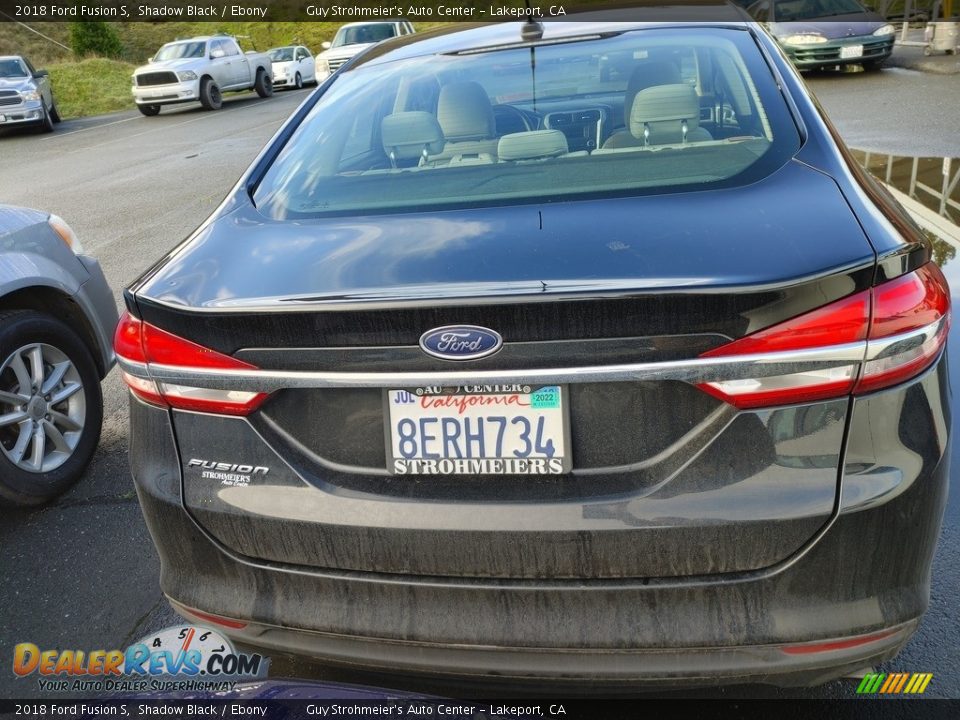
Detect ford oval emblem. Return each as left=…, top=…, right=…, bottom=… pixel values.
left=419, top=325, right=503, bottom=361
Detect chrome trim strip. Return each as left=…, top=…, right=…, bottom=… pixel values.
left=864, top=317, right=946, bottom=362
left=118, top=341, right=868, bottom=392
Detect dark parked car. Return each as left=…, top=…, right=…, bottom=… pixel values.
left=1, top=206, right=117, bottom=505
left=746, top=0, right=896, bottom=69
left=117, top=17, right=950, bottom=687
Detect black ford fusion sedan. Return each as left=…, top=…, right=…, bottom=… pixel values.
left=117, top=17, right=950, bottom=687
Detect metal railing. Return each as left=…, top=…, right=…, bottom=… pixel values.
left=854, top=150, right=960, bottom=223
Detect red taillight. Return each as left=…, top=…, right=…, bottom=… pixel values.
left=175, top=606, right=248, bottom=630
left=698, top=263, right=950, bottom=409
left=856, top=264, right=951, bottom=394
left=113, top=311, right=267, bottom=416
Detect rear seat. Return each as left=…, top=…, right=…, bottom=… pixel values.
left=381, top=111, right=445, bottom=167
left=598, top=84, right=713, bottom=152
left=433, top=81, right=500, bottom=161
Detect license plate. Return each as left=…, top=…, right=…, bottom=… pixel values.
left=386, top=385, right=570, bottom=475
left=840, top=44, right=863, bottom=59
left=0, top=114, right=5, bottom=122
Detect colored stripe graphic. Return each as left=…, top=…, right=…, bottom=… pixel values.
left=857, top=673, right=885, bottom=693
left=857, top=672, right=932, bottom=694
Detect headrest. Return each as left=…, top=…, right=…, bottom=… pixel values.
left=381, top=111, right=444, bottom=161
left=437, top=81, right=495, bottom=141
left=629, top=84, right=701, bottom=143
left=623, top=61, right=682, bottom=125
left=497, top=130, right=569, bottom=161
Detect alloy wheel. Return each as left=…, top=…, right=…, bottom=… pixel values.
left=0, top=343, right=86, bottom=473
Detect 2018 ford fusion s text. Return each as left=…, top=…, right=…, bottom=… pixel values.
left=117, top=18, right=951, bottom=687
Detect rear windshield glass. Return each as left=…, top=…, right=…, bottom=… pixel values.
left=254, top=27, right=799, bottom=219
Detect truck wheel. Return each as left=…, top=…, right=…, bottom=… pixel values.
left=37, top=104, right=54, bottom=133
left=255, top=69, right=273, bottom=98
left=294, top=72, right=303, bottom=90
left=137, top=104, right=161, bottom=117
left=0, top=311, right=103, bottom=506
left=199, top=78, right=222, bottom=110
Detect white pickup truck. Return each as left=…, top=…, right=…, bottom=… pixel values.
left=132, top=36, right=273, bottom=116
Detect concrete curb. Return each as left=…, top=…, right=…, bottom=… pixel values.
left=887, top=53, right=960, bottom=74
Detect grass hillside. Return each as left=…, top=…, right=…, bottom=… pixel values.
left=48, top=57, right=138, bottom=118
left=0, top=21, right=451, bottom=65
left=0, top=20, right=451, bottom=119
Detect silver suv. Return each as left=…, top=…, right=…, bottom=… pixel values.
left=0, top=206, right=117, bottom=505
left=0, top=56, right=61, bottom=133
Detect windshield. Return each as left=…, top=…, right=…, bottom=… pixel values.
left=0, top=59, right=28, bottom=78
left=254, top=27, right=799, bottom=219
left=332, top=24, right=397, bottom=48
left=269, top=48, right=295, bottom=62
left=154, top=41, right=207, bottom=61
left=774, top=0, right=867, bottom=19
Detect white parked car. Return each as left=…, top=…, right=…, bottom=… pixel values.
left=268, top=46, right=316, bottom=90
left=316, top=21, right=415, bottom=81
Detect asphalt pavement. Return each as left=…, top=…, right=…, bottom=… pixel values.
left=0, top=66, right=958, bottom=700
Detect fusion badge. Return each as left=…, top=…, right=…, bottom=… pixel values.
left=419, top=325, right=503, bottom=361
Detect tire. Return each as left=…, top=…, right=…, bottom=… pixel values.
left=49, top=101, right=62, bottom=123
left=294, top=72, right=303, bottom=90
left=863, top=59, right=886, bottom=72
left=255, top=68, right=273, bottom=98
left=137, top=104, right=161, bottom=117
left=199, top=77, right=222, bottom=110
left=0, top=310, right=103, bottom=506
left=37, top=104, right=54, bottom=133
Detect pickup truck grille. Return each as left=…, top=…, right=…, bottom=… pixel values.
left=327, top=57, right=349, bottom=73
left=136, top=72, right=178, bottom=87
left=0, top=91, right=21, bottom=107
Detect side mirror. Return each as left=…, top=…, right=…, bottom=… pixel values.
left=146, top=56, right=154, bottom=63
left=211, top=49, right=226, bottom=59
left=321, top=41, right=331, bottom=50
left=33, top=69, right=49, bottom=78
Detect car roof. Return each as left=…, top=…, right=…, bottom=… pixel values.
left=0, top=55, right=26, bottom=61
left=351, top=15, right=752, bottom=69
left=339, top=20, right=407, bottom=29
left=163, top=36, right=228, bottom=44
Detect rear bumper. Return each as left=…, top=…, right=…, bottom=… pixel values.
left=171, top=598, right=917, bottom=687
left=129, top=358, right=949, bottom=686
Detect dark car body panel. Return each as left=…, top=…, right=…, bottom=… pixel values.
left=132, top=160, right=877, bottom=358
left=137, top=160, right=875, bottom=312
left=130, top=361, right=948, bottom=682
left=176, top=399, right=845, bottom=578
left=122, top=20, right=949, bottom=685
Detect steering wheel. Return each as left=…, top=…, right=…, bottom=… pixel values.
left=493, top=104, right=533, bottom=135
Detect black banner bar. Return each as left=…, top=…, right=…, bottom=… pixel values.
left=0, top=0, right=753, bottom=24
left=3, top=700, right=960, bottom=720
